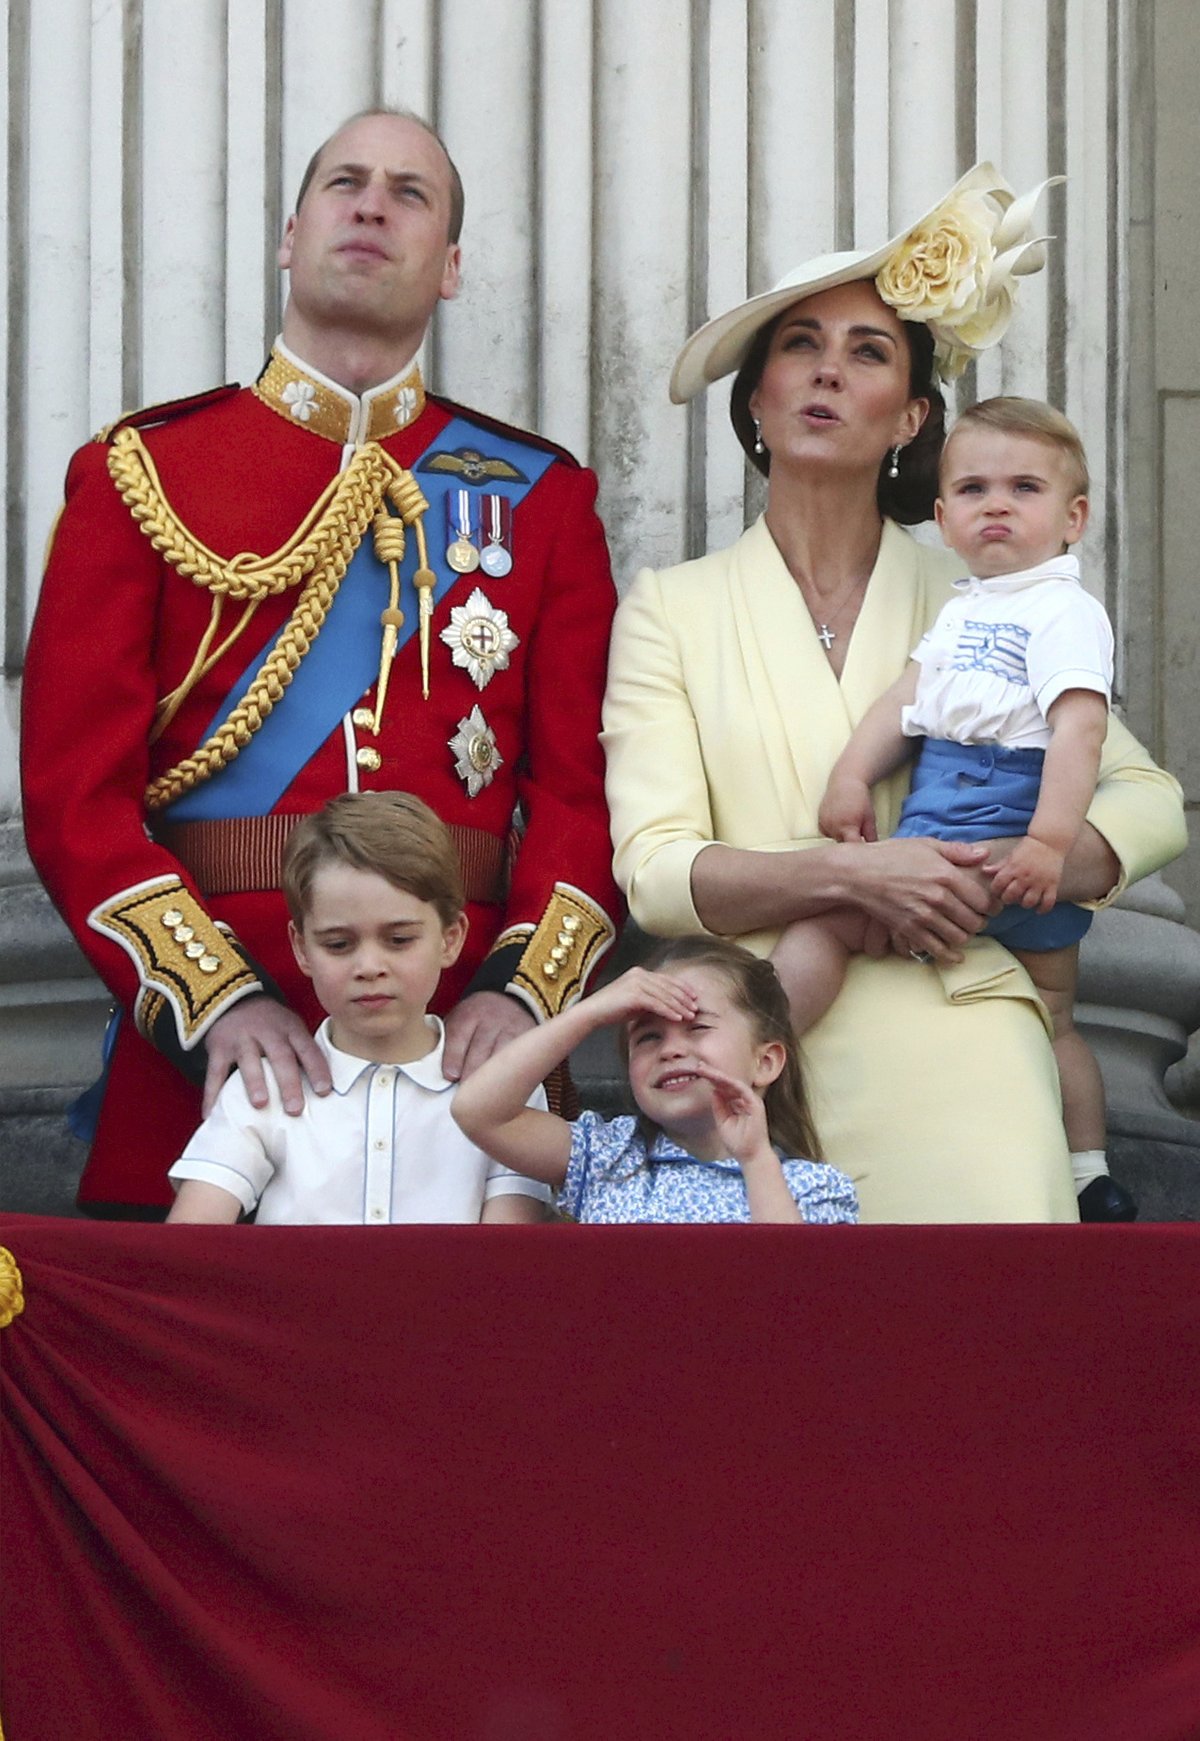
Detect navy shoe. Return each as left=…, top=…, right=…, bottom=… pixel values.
left=1077, top=1176, right=1138, bottom=1223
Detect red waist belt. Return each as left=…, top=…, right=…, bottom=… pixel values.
left=155, top=815, right=511, bottom=905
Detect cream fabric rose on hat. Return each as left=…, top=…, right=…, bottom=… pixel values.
left=876, top=167, right=1064, bottom=380
left=669, top=161, right=1063, bottom=403
left=876, top=196, right=995, bottom=329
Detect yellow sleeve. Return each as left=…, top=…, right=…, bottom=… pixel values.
left=601, top=566, right=712, bottom=935
left=1084, top=711, right=1187, bottom=903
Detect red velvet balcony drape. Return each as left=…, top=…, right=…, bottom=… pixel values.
left=3, top=1215, right=1200, bottom=1740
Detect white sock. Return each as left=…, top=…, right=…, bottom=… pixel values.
left=1071, top=1149, right=1109, bottom=1192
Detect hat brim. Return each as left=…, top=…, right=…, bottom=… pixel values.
left=668, top=163, right=1005, bottom=404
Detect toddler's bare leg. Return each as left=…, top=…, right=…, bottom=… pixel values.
left=771, top=909, right=871, bottom=1036
left=1010, top=944, right=1106, bottom=1153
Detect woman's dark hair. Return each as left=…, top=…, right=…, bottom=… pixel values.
left=728, top=300, right=946, bottom=524
left=616, top=934, right=823, bottom=1164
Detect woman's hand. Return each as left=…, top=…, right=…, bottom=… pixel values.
left=691, top=837, right=995, bottom=954
left=839, top=837, right=997, bottom=963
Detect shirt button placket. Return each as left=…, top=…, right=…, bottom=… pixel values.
left=365, top=1069, right=393, bottom=1222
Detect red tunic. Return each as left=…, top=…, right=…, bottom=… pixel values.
left=22, top=351, right=621, bottom=1209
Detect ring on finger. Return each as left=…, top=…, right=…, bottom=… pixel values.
left=909, top=949, right=933, bottom=965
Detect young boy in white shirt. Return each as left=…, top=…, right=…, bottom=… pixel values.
left=167, top=792, right=550, bottom=1225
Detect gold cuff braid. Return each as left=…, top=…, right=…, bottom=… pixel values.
left=88, top=878, right=262, bottom=1050
left=509, top=886, right=616, bottom=1021
left=106, top=428, right=426, bottom=812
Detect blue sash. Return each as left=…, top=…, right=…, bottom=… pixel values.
left=164, top=416, right=555, bottom=822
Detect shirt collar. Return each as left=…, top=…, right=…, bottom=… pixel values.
left=952, top=553, right=1081, bottom=597
left=315, top=1015, right=453, bottom=1094
left=648, top=1131, right=742, bottom=1171
left=253, top=337, right=426, bottom=446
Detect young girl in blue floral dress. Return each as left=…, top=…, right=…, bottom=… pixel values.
left=452, top=936, right=858, bottom=1224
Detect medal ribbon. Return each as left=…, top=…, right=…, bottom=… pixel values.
left=449, top=489, right=479, bottom=549
left=486, top=494, right=509, bottom=548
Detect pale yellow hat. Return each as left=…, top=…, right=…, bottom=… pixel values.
left=669, top=162, right=1063, bottom=403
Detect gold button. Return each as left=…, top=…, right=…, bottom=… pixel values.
left=352, top=707, right=374, bottom=728
left=562, top=915, right=581, bottom=933
left=173, top=925, right=195, bottom=943
left=556, top=931, right=572, bottom=948
left=184, top=941, right=206, bottom=960
left=542, top=961, right=559, bottom=980
left=198, top=955, right=221, bottom=974
left=162, top=908, right=184, bottom=928
left=356, top=747, right=382, bottom=772
left=550, top=945, right=567, bottom=964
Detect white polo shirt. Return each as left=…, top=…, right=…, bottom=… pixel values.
left=901, top=554, right=1113, bottom=750
left=168, top=1017, right=550, bottom=1225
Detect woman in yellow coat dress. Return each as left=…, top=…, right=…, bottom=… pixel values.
left=602, top=166, right=1186, bottom=1223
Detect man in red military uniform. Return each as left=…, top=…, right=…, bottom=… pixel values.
left=21, top=109, right=621, bottom=1213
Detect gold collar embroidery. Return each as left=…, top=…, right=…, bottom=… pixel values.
left=253, top=342, right=426, bottom=446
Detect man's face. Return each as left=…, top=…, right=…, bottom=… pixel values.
left=278, top=113, right=461, bottom=351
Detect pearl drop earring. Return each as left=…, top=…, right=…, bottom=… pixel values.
left=888, top=445, right=902, bottom=479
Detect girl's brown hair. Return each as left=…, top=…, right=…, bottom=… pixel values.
left=619, top=934, right=823, bottom=1162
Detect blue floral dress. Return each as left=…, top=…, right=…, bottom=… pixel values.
left=558, top=1112, right=859, bottom=1225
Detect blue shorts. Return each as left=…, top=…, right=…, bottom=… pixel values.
left=894, top=737, right=1093, bottom=952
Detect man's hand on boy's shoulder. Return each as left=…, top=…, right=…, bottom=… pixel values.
left=202, top=995, right=332, bottom=1117
left=442, top=991, right=535, bottom=1082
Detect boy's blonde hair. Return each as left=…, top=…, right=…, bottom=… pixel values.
left=282, top=792, right=464, bottom=927
left=942, top=396, right=1089, bottom=498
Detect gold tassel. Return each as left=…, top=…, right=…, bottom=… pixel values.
left=370, top=507, right=407, bottom=733
left=413, top=520, right=437, bottom=701
left=385, top=471, right=436, bottom=702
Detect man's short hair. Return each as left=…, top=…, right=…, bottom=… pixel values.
left=942, top=396, right=1090, bottom=498
left=293, top=107, right=465, bottom=244
left=282, top=792, right=465, bottom=927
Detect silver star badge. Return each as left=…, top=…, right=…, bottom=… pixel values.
left=439, top=588, right=519, bottom=690
left=449, top=705, right=503, bottom=797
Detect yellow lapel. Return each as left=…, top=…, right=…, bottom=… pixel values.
left=728, top=517, right=949, bottom=828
